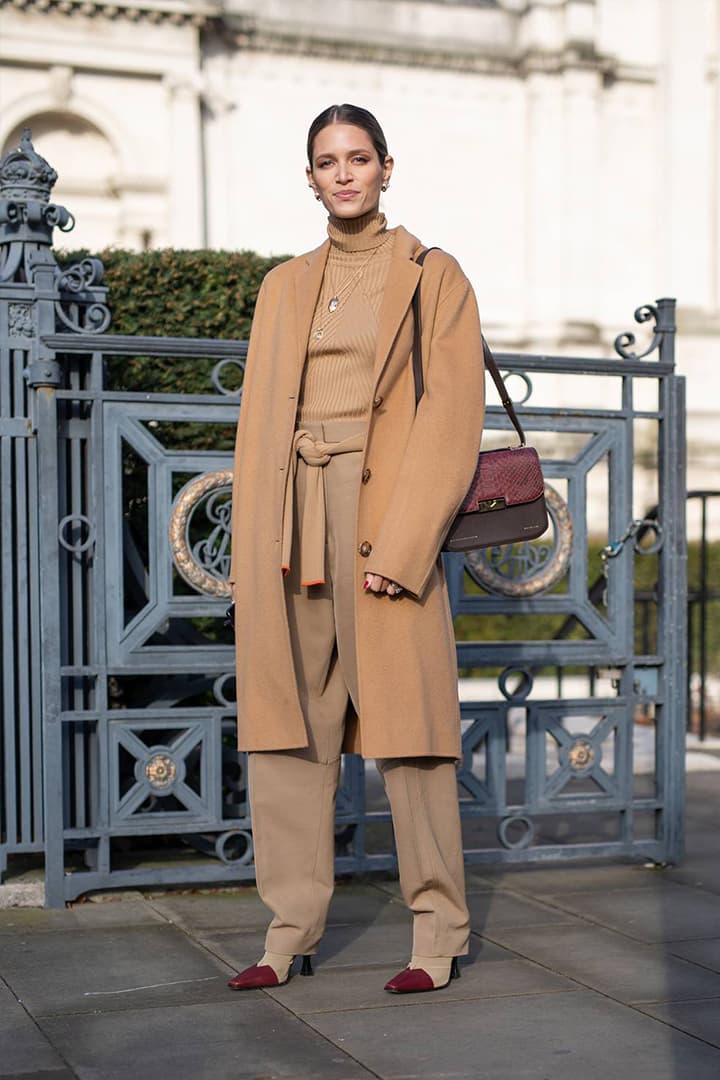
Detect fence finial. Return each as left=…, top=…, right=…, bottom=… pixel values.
left=0, top=127, right=59, bottom=202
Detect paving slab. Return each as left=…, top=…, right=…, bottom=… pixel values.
left=479, top=921, right=720, bottom=1004
left=667, top=938, right=720, bottom=974
left=465, top=889, right=583, bottom=931
left=303, top=988, right=720, bottom=1080
left=1, top=924, right=232, bottom=1017
left=1, top=1072, right=76, bottom=1080
left=200, top=920, right=417, bottom=973
left=539, top=881, right=720, bottom=942
left=0, top=980, right=73, bottom=1077
left=465, top=861, right=673, bottom=895
left=0, top=900, right=165, bottom=934
left=665, top=856, right=720, bottom=895
left=265, top=945, right=578, bottom=1013
left=40, top=998, right=374, bottom=1080
left=151, top=882, right=406, bottom=934
left=636, top=998, right=720, bottom=1051
left=148, top=890, right=270, bottom=932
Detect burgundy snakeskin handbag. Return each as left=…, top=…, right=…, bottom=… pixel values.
left=413, top=249, right=548, bottom=553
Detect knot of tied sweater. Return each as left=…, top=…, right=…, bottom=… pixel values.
left=296, top=435, right=333, bottom=468
left=281, top=428, right=366, bottom=587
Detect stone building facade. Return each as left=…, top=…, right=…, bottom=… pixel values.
left=1, top=0, right=719, bottom=525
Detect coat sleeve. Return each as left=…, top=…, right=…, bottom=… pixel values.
left=228, top=278, right=269, bottom=586
left=366, top=274, right=485, bottom=598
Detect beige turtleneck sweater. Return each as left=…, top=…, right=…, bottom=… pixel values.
left=298, top=210, right=396, bottom=423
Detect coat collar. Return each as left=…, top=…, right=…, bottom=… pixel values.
left=293, top=239, right=331, bottom=373
left=291, top=225, right=426, bottom=383
left=373, top=226, right=423, bottom=384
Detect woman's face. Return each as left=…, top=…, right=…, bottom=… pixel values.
left=307, top=122, right=393, bottom=219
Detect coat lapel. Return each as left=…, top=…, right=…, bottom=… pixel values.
left=293, top=240, right=330, bottom=373
left=373, top=226, right=424, bottom=385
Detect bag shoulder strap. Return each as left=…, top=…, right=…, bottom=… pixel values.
left=411, top=247, right=527, bottom=447
left=411, top=246, right=436, bottom=407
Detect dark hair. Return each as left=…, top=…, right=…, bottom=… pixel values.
left=306, top=104, right=389, bottom=167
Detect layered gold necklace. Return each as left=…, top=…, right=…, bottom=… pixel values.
left=312, top=237, right=389, bottom=341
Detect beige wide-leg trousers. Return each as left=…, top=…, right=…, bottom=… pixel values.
left=249, top=418, right=470, bottom=959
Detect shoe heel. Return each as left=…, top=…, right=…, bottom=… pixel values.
left=450, top=957, right=460, bottom=980
left=300, top=955, right=314, bottom=977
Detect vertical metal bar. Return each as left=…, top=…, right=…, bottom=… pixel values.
left=57, top=409, right=72, bottom=830
left=27, top=356, right=44, bottom=846
left=686, top=596, right=693, bottom=733
left=36, top=381, right=66, bottom=907
left=655, top=298, right=686, bottom=864
left=90, top=350, right=108, bottom=842
left=13, top=347, right=32, bottom=845
left=618, top=375, right=635, bottom=660
left=69, top=371, right=86, bottom=828
left=698, top=495, right=708, bottom=741
left=1, top=345, right=18, bottom=851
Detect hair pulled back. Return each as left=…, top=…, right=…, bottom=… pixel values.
left=306, top=104, right=389, bottom=167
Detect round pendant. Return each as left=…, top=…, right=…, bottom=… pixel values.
left=328, top=297, right=339, bottom=313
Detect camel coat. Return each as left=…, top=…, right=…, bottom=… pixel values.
left=229, top=225, right=485, bottom=759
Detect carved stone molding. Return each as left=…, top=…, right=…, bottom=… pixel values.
left=0, top=0, right=217, bottom=27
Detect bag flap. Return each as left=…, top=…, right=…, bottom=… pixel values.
left=457, top=446, right=545, bottom=513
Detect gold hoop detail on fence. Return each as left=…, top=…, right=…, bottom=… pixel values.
left=464, top=484, right=573, bottom=597
left=169, top=469, right=233, bottom=597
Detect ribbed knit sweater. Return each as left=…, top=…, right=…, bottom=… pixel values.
left=298, top=209, right=396, bottom=423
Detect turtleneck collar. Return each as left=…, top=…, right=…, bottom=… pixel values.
left=327, top=209, right=388, bottom=252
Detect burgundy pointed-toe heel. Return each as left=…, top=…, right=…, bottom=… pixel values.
left=384, top=956, right=460, bottom=994
left=228, top=954, right=313, bottom=990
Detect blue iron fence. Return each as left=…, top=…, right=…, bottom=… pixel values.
left=0, top=131, right=687, bottom=907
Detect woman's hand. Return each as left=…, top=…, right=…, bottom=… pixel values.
left=364, top=573, right=403, bottom=597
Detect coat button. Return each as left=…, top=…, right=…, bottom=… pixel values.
left=358, top=540, right=372, bottom=557
left=362, top=467, right=372, bottom=484
left=372, top=395, right=383, bottom=408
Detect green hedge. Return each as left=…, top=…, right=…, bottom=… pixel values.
left=56, top=246, right=293, bottom=395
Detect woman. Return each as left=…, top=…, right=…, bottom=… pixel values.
left=228, top=104, right=485, bottom=994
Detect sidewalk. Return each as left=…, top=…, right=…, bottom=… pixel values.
left=2, top=770, right=720, bottom=1080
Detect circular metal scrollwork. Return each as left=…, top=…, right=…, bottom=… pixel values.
left=634, top=520, right=663, bottom=555
left=211, top=358, right=246, bottom=397
left=169, top=469, right=233, bottom=597
left=498, top=667, right=534, bottom=701
left=58, top=513, right=95, bottom=554
left=213, top=672, right=236, bottom=707
left=497, top=815, right=535, bottom=850
left=464, top=483, right=572, bottom=597
left=214, top=829, right=253, bottom=865
left=501, top=370, right=533, bottom=406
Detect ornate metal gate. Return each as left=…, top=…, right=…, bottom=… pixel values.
left=0, top=134, right=687, bottom=908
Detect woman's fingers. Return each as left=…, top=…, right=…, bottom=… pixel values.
left=364, top=573, right=388, bottom=592
left=364, top=574, right=403, bottom=596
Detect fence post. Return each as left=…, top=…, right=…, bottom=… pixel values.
left=0, top=129, right=108, bottom=905
left=656, top=297, right=687, bottom=864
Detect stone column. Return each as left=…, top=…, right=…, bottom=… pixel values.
left=659, top=0, right=715, bottom=310
left=164, top=74, right=205, bottom=248
left=519, top=0, right=604, bottom=341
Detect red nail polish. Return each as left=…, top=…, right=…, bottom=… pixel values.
left=363, top=581, right=369, bottom=590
